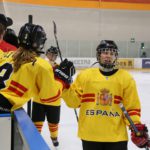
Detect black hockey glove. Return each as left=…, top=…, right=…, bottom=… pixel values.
left=54, top=59, right=76, bottom=85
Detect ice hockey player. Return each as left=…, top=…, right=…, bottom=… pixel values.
left=0, top=22, right=75, bottom=150
left=0, top=22, right=74, bottom=113
left=45, top=46, right=58, bottom=67
left=32, top=46, right=61, bottom=148
left=54, top=40, right=150, bottom=150
left=0, top=13, right=17, bottom=51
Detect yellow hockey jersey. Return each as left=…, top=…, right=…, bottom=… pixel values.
left=0, top=49, right=4, bottom=61
left=62, top=68, right=141, bottom=142
left=0, top=54, right=63, bottom=111
left=0, top=49, right=3, bottom=55
left=37, top=57, right=61, bottom=106
left=0, top=50, right=14, bottom=62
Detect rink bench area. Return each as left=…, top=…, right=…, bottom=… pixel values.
left=0, top=108, right=50, bottom=150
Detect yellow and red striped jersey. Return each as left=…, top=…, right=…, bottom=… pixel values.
left=33, top=56, right=61, bottom=106
left=62, top=68, right=141, bottom=142
left=0, top=50, right=14, bottom=62
left=0, top=53, right=63, bottom=111
left=0, top=49, right=3, bottom=55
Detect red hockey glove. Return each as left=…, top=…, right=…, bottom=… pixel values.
left=130, top=124, right=150, bottom=148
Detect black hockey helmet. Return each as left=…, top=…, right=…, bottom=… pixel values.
left=0, top=14, right=13, bottom=28
left=3, top=28, right=19, bottom=48
left=96, top=40, right=118, bottom=71
left=46, top=46, right=58, bottom=55
left=18, top=23, right=47, bottom=53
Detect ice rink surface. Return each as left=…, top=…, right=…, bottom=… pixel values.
left=41, top=70, right=150, bottom=150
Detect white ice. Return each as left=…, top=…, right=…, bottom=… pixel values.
left=41, top=70, right=150, bottom=150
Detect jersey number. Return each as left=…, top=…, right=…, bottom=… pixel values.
left=0, top=63, right=13, bottom=89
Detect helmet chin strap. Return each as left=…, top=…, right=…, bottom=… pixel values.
left=99, top=64, right=114, bottom=72
left=36, top=50, right=45, bottom=54
left=99, top=58, right=117, bottom=72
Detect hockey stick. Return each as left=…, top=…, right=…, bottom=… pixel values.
left=119, top=103, right=149, bottom=150
left=90, top=61, right=99, bottom=67
left=52, top=21, right=79, bottom=122
left=27, top=14, right=33, bottom=117
left=53, top=21, right=63, bottom=62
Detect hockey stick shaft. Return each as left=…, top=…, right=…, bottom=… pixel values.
left=53, top=21, right=63, bottom=62
left=90, top=61, right=98, bottom=67
left=53, top=21, right=79, bottom=122
left=27, top=14, right=33, bottom=117
left=119, top=103, right=140, bottom=135
left=119, top=103, right=149, bottom=150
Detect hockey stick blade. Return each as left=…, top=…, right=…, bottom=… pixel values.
left=52, top=21, right=63, bottom=62
left=53, top=21, right=57, bottom=35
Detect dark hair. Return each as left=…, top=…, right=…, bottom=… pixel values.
left=0, top=23, right=5, bottom=34
left=13, top=47, right=37, bottom=72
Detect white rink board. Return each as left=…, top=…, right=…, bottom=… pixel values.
left=0, top=116, right=11, bottom=150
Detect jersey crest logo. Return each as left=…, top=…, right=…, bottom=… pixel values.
left=96, top=88, right=112, bottom=106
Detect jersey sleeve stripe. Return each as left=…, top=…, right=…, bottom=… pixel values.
left=8, top=86, right=24, bottom=97
left=81, top=98, right=95, bottom=103
left=128, top=112, right=141, bottom=117
left=82, top=93, right=95, bottom=98
left=114, top=100, right=121, bottom=104
left=114, top=95, right=123, bottom=100
left=40, top=89, right=61, bottom=103
left=10, top=80, right=28, bottom=92
left=127, top=109, right=141, bottom=112
left=114, top=95, right=123, bottom=104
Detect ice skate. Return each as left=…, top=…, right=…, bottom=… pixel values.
left=51, top=137, right=59, bottom=150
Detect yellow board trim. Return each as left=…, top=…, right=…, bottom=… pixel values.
left=1, top=0, right=150, bottom=10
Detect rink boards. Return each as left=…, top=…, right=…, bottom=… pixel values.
left=0, top=109, right=50, bottom=150
left=61, top=57, right=150, bottom=70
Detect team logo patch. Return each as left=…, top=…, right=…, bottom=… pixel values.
left=96, top=88, right=112, bottom=106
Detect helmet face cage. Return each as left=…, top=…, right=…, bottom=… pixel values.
left=96, top=40, right=118, bottom=71
left=18, top=23, right=47, bottom=53
left=31, top=25, right=47, bottom=51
